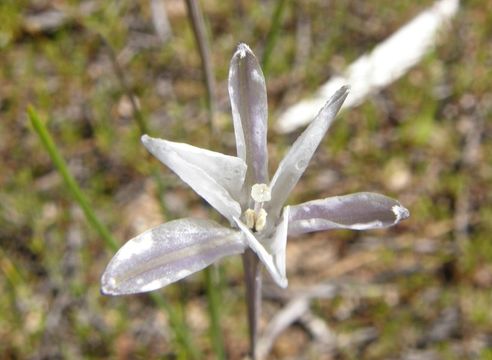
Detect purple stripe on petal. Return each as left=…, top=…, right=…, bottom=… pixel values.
left=101, top=218, right=246, bottom=295
left=288, top=192, right=409, bottom=235
left=229, top=43, right=269, bottom=191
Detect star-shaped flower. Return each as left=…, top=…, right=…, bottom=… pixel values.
left=101, top=43, right=409, bottom=296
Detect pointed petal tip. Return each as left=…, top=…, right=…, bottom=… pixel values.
left=317, top=84, right=350, bottom=119
left=100, top=277, right=119, bottom=296
left=234, top=43, right=254, bottom=59
left=141, top=134, right=162, bottom=154
left=340, top=84, right=350, bottom=94
left=316, top=84, right=350, bottom=118
left=333, top=84, right=350, bottom=101
left=100, top=285, right=115, bottom=296
left=392, top=204, right=410, bottom=222
left=141, top=134, right=151, bottom=145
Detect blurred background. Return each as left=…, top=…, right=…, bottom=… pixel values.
left=1, top=0, right=491, bottom=359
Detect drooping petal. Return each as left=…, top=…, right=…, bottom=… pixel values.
left=264, top=206, right=289, bottom=280
left=267, top=86, right=349, bottom=218
left=101, top=218, right=246, bottom=295
left=288, top=192, right=410, bottom=236
left=228, top=43, right=269, bottom=192
left=233, top=217, right=288, bottom=288
left=142, top=135, right=246, bottom=222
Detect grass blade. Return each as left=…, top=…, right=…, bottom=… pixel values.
left=28, top=106, right=118, bottom=251
left=261, top=0, right=288, bottom=75
left=185, top=0, right=217, bottom=134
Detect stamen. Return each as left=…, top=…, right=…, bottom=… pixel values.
left=251, top=183, right=271, bottom=203
left=255, top=209, right=267, bottom=232
left=245, top=209, right=256, bottom=229
left=244, top=184, right=272, bottom=232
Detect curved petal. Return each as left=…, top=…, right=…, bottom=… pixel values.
left=233, top=217, right=288, bottom=288
left=288, top=192, right=410, bottom=236
left=142, top=135, right=245, bottom=222
left=228, top=43, right=269, bottom=192
left=101, top=218, right=246, bottom=295
left=268, top=86, right=349, bottom=218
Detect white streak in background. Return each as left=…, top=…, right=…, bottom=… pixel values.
left=276, top=0, right=459, bottom=133
left=151, top=0, right=172, bottom=42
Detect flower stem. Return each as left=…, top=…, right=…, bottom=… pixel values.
left=242, top=249, right=262, bottom=360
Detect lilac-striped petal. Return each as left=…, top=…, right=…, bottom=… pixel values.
left=228, top=43, right=269, bottom=190
left=142, top=135, right=245, bottom=222
left=288, top=192, right=410, bottom=236
left=101, top=218, right=246, bottom=295
left=233, top=217, right=288, bottom=288
left=267, top=86, right=349, bottom=218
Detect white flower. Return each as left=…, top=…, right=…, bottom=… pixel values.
left=101, top=43, right=409, bottom=296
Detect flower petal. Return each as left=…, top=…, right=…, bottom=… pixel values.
left=233, top=216, right=288, bottom=288
left=288, top=192, right=410, bottom=235
left=268, top=86, right=349, bottom=218
left=101, top=218, right=246, bottom=295
left=265, top=206, right=289, bottom=280
left=142, top=135, right=245, bottom=222
left=228, top=43, right=269, bottom=191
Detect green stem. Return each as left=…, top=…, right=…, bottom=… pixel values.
left=184, top=0, right=217, bottom=135
left=261, top=0, right=288, bottom=75
left=204, top=267, right=225, bottom=360
left=27, top=106, right=200, bottom=360
left=28, top=106, right=118, bottom=251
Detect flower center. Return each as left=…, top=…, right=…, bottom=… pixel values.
left=244, top=183, right=271, bottom=232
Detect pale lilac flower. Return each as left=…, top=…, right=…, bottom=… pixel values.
left=101, top=43, right=409, bottom=296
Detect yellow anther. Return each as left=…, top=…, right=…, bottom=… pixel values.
left=245, top=209, right=256, bottom=229
left=243, top=208, right=268, bottom=232
left=255, top=209, right=267, bottom=232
